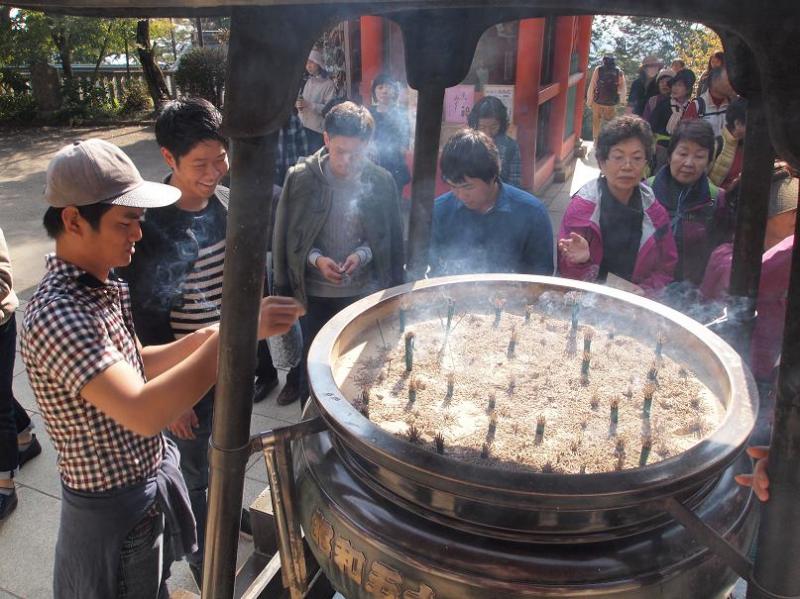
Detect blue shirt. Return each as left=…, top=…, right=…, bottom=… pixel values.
left=429, top=183, right=554, bottom=276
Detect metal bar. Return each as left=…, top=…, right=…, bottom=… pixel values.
left=251, top=417, right=328, bottom=453
left=728, top=94, right=775, bottom=355
left=240, top=550, right=283, bottom=599
left=748, top=200, right=800, bottom=598
left=406, top=84, right=446, bottom=276
left=202, top=128, right=279, bottom=597
left=662, top=497, right=753, bottom=580
left=263, top=440, right=307, bottom=599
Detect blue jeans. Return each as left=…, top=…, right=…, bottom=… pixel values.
left=165, top=390, right=213, bottom=567
left=117, top=510, right=170, bottom=599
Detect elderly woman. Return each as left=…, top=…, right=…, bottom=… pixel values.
left=558, top=116, right=677, bottom=295
left=468, top=95, right=522, bottom=188
left=647, top=119, right=727, bottom=284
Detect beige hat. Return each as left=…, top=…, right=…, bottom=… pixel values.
left=656, top=68, right=676, bottom=82
left=768, top=176, right=799, bottom=219
left=308, top=49, right=325, bottom=68
left=44, top=139, right=181, bottom=209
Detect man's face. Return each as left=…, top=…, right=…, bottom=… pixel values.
left=306, top=60, right=320, bottom=76
left=162, top=139, right=228, bottom=204
left=323, top=133, right=369, bottom=179
left=447, top=175, right=496, bottom=213
left=477, top=118, right=501, bottom=139
left=86, top=206, right=145, bottom=270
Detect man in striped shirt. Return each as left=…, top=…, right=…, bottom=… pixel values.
left=120, top=97, right=274, bottom=585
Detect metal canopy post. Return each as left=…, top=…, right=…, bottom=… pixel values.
left=406, top=84, right=446, bottom=276
left=728, top=94, right=775, bottom=355
left=747, top=203, right=800, bottom=597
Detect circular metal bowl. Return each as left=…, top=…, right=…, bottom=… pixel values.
left=307, top=275, right=758, bottom=541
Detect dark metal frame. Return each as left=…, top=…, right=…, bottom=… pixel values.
left=9, top=2, right=800, bottom=598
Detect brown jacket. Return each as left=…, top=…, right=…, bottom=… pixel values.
left=0, top=227, right=19, bottom=325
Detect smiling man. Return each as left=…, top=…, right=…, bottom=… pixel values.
left=119, top=97, right=281, bottom=585
left=20, top=138, right=303, bottom=598
left=429, top=129, right=553, bottom=277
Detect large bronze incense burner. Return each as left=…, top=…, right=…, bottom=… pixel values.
left=291, top=275, right=759, bottom=598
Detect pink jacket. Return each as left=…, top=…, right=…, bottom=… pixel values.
left=558, top=179, right=678, bottom=295
left=700, top=236, right=794, bottom=381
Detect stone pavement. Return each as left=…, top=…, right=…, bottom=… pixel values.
left=0, top=124, right=599, bottom=598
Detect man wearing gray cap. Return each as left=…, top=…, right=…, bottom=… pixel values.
left=20, top=138, right=303, bottom=598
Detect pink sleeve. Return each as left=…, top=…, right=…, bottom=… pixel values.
left=557, top=200, right=601, bottom=282
left=700, top=243, right=733, bottom=301
left=638, top=229, right=678, bottom=295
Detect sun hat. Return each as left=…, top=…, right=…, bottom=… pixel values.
left=44, top=139, right=181, bottom=209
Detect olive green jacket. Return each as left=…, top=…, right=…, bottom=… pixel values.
left=272, top=148, right=405, bottom=306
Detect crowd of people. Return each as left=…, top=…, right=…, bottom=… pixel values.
left=0, top=46, right=795, bottom=595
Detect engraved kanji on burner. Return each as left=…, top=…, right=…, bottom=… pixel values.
left=365, top=561, right=403, bottom=598
left=333, top=537, right=367, bottom=585
left=310, top=509, right=335, bottom=558
left=403, top=582, right=436, bottom=599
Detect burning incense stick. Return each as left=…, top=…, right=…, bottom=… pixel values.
left=446, top=372, right=455, bottom=399
left=434, top=431, right=445, bottom=454
left=480, top=443, right=490, bottom=459
left=405, top=331, right=415, bottom=372
left=492, top=296, right=506, bottom=328
left=525, top=305, right=534, bottom=324
left=488, top=392, right=496, bottom=412
left=536, top=415, right=546, bottom=439
left=610, top=399, right=619, bottom=424
left=655, top=331, right=665, bottom=360
left=583, top=327, right=594, bottom=353
left=507, top=325, right=518, bottom=358
left=406, top=423, right=421, bottom=444
left=643, top=383, right=655, bottom=418
left=399, top=297, right=410, bottom=333
left=408, top=377, right=418, bottom=405
left=615, top=439, right=626, bottom=471
left=445, top=297, right=456, bottom=334
left=639, top=436, right=652, bottom=467
left=581, top=352, right=591, bottom=385
left=487, top=413, right=497, bottom=440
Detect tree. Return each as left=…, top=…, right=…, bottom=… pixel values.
left=136, top=19, right=171, bottom=109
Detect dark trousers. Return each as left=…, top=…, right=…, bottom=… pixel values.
left=255, top=339, right=278, bottom=382
left=296, top=295, right=362, bottom=406
left=0, top=314, right=30, bottom=475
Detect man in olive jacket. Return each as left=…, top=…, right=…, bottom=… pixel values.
left=273, top=101, right=405, bottom=405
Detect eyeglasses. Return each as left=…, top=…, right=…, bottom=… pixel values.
left=607, top=154, right=647, bottom=167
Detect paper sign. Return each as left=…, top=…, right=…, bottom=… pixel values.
left=483, top=85, right=515, bottom=123
left=444, top=85, right=475, bottom=124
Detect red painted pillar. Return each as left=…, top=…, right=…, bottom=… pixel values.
left=548, top=16, right=577, bottom=162
left=360, top=16, right=384, bottom=103
left=514, top=18, right=545, bottom=191
left=573, top=16, right=594, bottom=142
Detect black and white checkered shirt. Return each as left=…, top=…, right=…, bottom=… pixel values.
left=21, top=255, right=163, bottom=492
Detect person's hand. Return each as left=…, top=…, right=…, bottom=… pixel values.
left=558, top=232, right=591, bottom=265
left=295, top=99, right=307, bottom=111
left=316, top=256, right=344, bottom=283
left=340, top=253, right=361, bottom=276
left=735, top=446, right=770, bottom=502
left=167, top=409, right=199, bottom=440
left=258, top=296, right=305, bottom=339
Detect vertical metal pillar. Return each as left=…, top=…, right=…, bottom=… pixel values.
left=747, top=193, right=800, bottom=597
left=728, top=94, right=774, bottom=355
left=202, top=133, right=278, bottom=599
left=406, top=85, right=446, bottom=276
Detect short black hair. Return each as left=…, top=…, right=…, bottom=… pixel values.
left=668, top=119, right=716, bottom=159
left=371, top=73, right=400, bottom=104
left=43, top=204, right=114, bottom=239
left=155, top=97, right=228, bottom=163
left=324, top=101, right=374, bottom=141
left=726, top=97, right=747, bottom=130
left=440, top=129, right=500, bottom=184
left=595, top=115, right=654, bottom=163
left=467, top=96, right=509, bottom=136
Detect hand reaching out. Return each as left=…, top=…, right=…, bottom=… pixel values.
left=735, top=446, right=770, bottom=502
left=558, top=232, right=591, bottom=265
left=258, top=296, right=305, bottom=340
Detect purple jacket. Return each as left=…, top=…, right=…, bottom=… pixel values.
left=558, top=178, right=678, bottom=295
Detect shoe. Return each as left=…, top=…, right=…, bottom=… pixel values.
left=240, top=507, right=252, bottom=536
left=253, top=377, right=279, bottom=404
left=275, top=382, right=300, bottom=406
left=0, top=489, right=18, bottom=520
left=18, top=435, right=42, bottom=468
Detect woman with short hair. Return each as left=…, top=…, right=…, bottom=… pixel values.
left=558, top=116, right=677, bottom=295
left=468, top=95, right=522, bottom=188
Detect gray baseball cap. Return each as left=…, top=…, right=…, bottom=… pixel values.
left=44, top=139, right=181, bottom=208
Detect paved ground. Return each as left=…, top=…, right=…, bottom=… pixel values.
left=0, top=124, right=600, bottom=598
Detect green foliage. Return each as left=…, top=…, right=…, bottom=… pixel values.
left=591, top=16, right=721, bottom=84
left=56, top=77, right=118, bottom=123
left=174, top=45, right=226, bottom=107
left=0, top=92, right=37, bottom=123
left=119, top=78, right=152, bottom=114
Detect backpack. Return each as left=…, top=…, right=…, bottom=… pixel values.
left=594, top=65, right=621, bottom=106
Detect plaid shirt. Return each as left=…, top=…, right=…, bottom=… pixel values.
left=275, top=113, right=310, bottom=186
left=21, top=255, right=163, bottom=492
